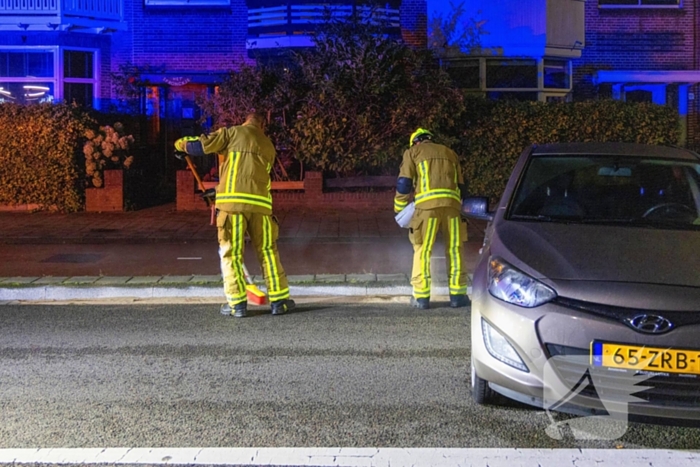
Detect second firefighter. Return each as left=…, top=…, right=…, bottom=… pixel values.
left=394, top=128, right=471, bottom=310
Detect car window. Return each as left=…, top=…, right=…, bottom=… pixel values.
left=509, top=155, right=700, bottom=230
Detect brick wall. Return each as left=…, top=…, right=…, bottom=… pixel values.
left=574, top=0, right=697, bottom=91
left=110, top=0, right=251, bottom=98
left=400, top=0, right=428, bottom=48
left=177, top=171, right=395, bottom=212
left=86, top=170, right=124, bottom=212
left=573, top=0, right=699, bottom=147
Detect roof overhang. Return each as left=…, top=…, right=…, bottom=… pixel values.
left=140, top=73, right=226, bottom=86
left=594, top=70, right=700, bottom=85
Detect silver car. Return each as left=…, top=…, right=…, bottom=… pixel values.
left=463, top=142, right=700, bottom=422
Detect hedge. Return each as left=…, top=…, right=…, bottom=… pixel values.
left=455, top=98, right=681, bottom=202
left=0, top=103, right=94, bottom=212
left=0, top=97, right=682, bottom=212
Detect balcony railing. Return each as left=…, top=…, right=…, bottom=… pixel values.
left=248, top=3, right=400, bottom=49
left=0, top=0, right=125, bottom=32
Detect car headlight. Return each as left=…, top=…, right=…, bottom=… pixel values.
left=482, top=319, right=529, bottom=372
left=488, top=257, right=556, bottom=307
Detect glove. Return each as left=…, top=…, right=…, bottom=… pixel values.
left=174, top=136, right=199, bottom=153
left=201, top=188, right=216, bottom=202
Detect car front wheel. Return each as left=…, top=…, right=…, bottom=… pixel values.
left=471, top=360, right=497, bottom=404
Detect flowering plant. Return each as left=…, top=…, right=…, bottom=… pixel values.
left=83, top=123, right=135, bottom=188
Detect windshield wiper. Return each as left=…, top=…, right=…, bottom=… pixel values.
left=509, top=214, right=554, bottom=222
left=579, top=218, right=700, bottom=230
left=578, top=218, right=637, bottom=224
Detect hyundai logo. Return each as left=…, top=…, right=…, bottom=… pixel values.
left=626, top=314, right=674, bottom=334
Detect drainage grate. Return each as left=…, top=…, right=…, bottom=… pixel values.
left=40, top=254, right=104, bottom=264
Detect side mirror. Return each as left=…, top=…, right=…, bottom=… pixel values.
left=462, top=197, right=494, bottom=222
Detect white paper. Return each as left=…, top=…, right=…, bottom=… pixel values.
left=395, top=201, right=415, bottom=228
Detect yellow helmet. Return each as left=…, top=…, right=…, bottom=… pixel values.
left=409, top=128, right=433, bottom=147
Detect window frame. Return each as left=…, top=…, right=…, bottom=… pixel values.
left=0, top=46, right=58, bottom=104
left=0, top=46, right=99, bottom=108
left=62, top=47, right=100, bottom=109
left=441, top=57, right=573, bottom=102
left=598, top=0, right=682, bottom=9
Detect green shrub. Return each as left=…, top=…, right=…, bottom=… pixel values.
left=0, top=103, right=139, bottom=212
left=0, top=103, right=94, bottom=212
left=456, top=97, right=680, bottom=202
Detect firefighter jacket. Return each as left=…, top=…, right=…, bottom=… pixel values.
left=394, top=141, right=463, bottom=213
left=198, top=122, right=276, bottom=215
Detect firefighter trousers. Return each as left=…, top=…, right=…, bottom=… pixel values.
left=409, top=206, right=469, bottom=299
left=216, top=210, right=290, bottom=306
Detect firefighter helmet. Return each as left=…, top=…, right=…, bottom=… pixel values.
left=410, top=128, right=433, bottom=147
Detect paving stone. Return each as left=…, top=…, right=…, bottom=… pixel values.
left=157, top=275, right=195, bottom=284
left=0, top=277, right=41, bottom=285
left=376, top=273, right=408, bottom=283
left=126, top=276, right=162, bottom=285
left=190, top=275, right=223, bottom=284
left=346, top=273, right=377, bottom=283
left=33, top=276, right=69, bottom=285
left=315, top=274, right=346, bottom=283
left=287, top=274, right=315, bottom=283
left=94, top=276, right=132, bottom=285
left=63, top=276, right=100, bottom=285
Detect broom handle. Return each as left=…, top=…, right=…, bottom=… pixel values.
left=242, top=263, right=254, bottom=285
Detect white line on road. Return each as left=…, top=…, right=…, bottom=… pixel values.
left=0, top=448, right=697, bottom=466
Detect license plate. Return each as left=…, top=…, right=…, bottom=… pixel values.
left=591, top=341, right=700, bottom=375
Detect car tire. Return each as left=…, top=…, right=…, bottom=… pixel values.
left=471, top=361, right=497, bottom=405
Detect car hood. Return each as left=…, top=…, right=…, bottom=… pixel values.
left=493, top=220, right=700, bottom=288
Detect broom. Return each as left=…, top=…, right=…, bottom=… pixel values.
left=178, top=151, right=268, bottom=305
left=242, top=263, right=267, bottom=306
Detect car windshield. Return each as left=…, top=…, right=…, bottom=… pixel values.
left=509, top=154, right=700, bottom=230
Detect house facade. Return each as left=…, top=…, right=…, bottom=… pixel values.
left=575, top=0, right=700, bottom=147
left=440, top=0, right=586, bottom=102
left=2, top=0, right=698, bottom=147
left=0, top=0, right=427, bottom=152
left=452, top=0, right=699, bottom=147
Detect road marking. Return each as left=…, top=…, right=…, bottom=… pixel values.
left=177, top=257, right=202, bottom=260
left=0, top=448, right=697, bottom=466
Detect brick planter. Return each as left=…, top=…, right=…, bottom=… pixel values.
left=176, top=170, right=394, bottom=211
left=85, top=169, right=124, bottom=212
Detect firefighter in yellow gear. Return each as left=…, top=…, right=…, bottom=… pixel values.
left=394, top=128, right=470, bottom=309
left=174, top=112, right=295, bottom=318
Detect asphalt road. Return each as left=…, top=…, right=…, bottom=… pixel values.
left=1, top=299, right=699, bottom=449
left=0, top=239, right=425, bottom=277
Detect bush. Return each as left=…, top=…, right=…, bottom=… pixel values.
left=0, top=103, right=140, bottom=212
left=83, top=123, right=135, bottom=188
left=200, top=16, right=463, bottom=177
left=0, top=103, right=94, bottom=212
left=456, top=97, right=680, bottom=202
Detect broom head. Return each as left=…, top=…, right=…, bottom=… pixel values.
left=246, top=284, right=268, bottom=305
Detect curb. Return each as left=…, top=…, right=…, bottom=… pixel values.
left=0, top=274, right=473, bottom=302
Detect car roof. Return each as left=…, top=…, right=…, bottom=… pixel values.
left=530, top=142, right=699, bottom=161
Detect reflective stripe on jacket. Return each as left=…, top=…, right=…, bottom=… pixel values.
left=199, top=123, right=276, bottom=215
left=394, top=141, right=463, bottom=212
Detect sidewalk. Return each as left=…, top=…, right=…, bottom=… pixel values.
left=0, top=204, right=485, bottom=303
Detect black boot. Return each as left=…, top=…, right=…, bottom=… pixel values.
left=271, top=299, right=295, bottom=316
left=449, top=294, right=471, bottom=308
left=220, top=302, right=248, bottom=318
left=410, top=296, right=430, bottom=310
